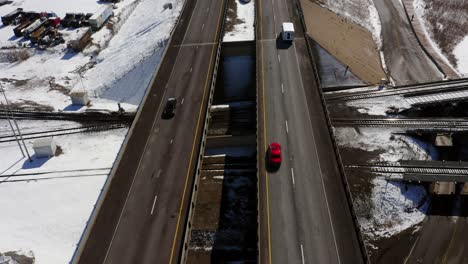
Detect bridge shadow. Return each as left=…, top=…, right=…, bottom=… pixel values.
left=428, top=194, right=468, bottom=217
left=211, top=155, right=257, bottom=263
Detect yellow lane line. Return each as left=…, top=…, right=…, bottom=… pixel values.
left=168, top=0, right=226, bottom=262
left=258, top=0, right=273, bottom=262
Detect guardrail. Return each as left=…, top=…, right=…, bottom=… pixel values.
left=293, top=0, right=371, bottom=262
left=69, top=0, right=192, bottom=262
left=179, top=0, right=229, bottom=262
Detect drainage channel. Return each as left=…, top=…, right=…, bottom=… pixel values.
left=182, top=40, right=258, bottom=263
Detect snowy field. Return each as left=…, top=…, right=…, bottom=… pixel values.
left=335, top=127, right=433, bottom=239
left=0, top=120, right=127, bottom=263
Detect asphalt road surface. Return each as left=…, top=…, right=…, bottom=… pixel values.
left=374, top=0, right=444, bottom=85
left=257, top=0, right=364, bottom=263
left=73, top=0, right=225, bottom=262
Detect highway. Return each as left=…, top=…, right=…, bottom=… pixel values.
left=257, top=0, right=364, bottom=262
left=72, top=0, right=225, bottom=262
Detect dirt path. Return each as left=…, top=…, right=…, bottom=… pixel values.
left=373, top=0, right=443, bottom=84
left=301, top=0, right=386, bottom=85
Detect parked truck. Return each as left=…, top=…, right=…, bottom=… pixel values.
left=1, top=8, right=23, bottom=25
left=89, top=5, right=113, bottom=31
left=30, top=25, right=51, bottom=44
left=13, top=19, right=32, bottom=37
left=23, top=17, right=48, bottom=38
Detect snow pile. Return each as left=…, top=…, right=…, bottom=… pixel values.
left=224, top=0, right=255, bottom=42
left=0, top=125, right=127, bottom=264
left=78, top=0, right=183, bottom=105
left=324, top=0, right=382, bottom=48
left=335, top=127, right=431, bottom=238
left=347, top=96, right=411, bottom=116
left=360, top=178, right=429, bottom=238
left=334, top=127, right=436, bottom=162
left=454, top=36, right=468, bottom=76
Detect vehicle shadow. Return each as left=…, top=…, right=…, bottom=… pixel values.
left=265, top=149, right=280, bottom=173
left=275, top=33, right=292, bottom=50
left=22, top=155, right=51, bottom=169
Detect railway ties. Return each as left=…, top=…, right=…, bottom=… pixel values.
left=332, top=118, right=468, bottom=131
left=0, top=109, right=136, bottom=122
left=325, top=78, right=468, bottom=102
left=346, top=161, right=468, bottom=182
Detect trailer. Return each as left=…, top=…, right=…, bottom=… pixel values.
left=69, top=27, right=92, bottom=52
left=30, top=25, right=51, bottom=44
left=13, top=19, right=32, bottom=37
left=1, top=8, right=23, bottom=25
left=23, top=17, right=48, bottom=38
left=89, top=5, right=113, bottom=31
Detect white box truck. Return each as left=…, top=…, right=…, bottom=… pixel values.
left=281, top=22, right=294, bottom=41
left=89, top=5, right=113, bottom=31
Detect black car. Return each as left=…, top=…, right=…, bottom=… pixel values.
left=162, top=97, right=177, bottom=118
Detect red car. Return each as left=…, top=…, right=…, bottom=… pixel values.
left=267, top=142, right=282, bottom=167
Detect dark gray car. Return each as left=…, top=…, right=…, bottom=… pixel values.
left=162, top=97, right=177, bottom=118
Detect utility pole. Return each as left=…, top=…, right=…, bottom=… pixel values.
left=0, top=83, right=32, bottom=161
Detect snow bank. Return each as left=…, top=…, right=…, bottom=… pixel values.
left=223, top=0, right=255, bottom=42
left=78, top=0, right=183, bottom=105
left=360, top=178, right=429, bottom=238
left=346, top=96, right=411, bottom=116
left=0, top=126, right=127, bottom=264
left=334, top=127, right=435, bottom=162
left=454, top=36, right=468, bottom=76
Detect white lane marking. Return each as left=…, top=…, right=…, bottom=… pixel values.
left=277, top=54, right=281, bottom=63
left=285, top=120, right=289, bottom=134
left=156, top=169, right=162, bottom=178
left=300, top=244, right=305, bottom=264
left=201, top=23, right=205, bottom=30
left=190, top=67, right=192, bottom=72
left=181, top=98, right=185, bottom=105
left=292, top=42, right=341, bottom=263
left=170, top=139, right=174, bottom=144
left=281, top=83, right=284, bottom=94
left=273, top=14, right=276, bottom=21
left=150, top=195, right=158, bottom=215
left=291, top=168, right=295, bottom=186
left=206, top=7, right=209, bottom=13
left=404, top=236, right=420, bottom=264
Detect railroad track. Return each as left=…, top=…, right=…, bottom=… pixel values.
left=325, top=79, right=468, bottom=102
left=332, top=117, right=468, bottom=131
left=0, top=109, right=136, bottom=122
left=0, top=122, right=129, bottom=143
left=346, top=162, right=468, bottom=179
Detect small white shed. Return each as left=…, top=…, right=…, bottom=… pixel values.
left=70, top=90, right=90, bottom=106
left=33, top=138, right=57, bottom=158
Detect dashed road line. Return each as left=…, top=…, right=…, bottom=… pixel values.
left=285, top=120, right=289, bottom=134
left=150, top=195, right=158, bottom=215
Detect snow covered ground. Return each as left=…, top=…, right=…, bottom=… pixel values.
left=0, top=120, right=127, bottom=263
left=454, top=36, right=468, bottom=76
left=0, top=0, right=183, bottom=112
left=223, top=0, right=255, bottom=42
left=0, top=0, right=184, bottom=262
left=413, top=0, right=468, bottom=76
left=335, top=128, right=433, bottom=239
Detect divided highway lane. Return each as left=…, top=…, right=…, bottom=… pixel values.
left=73, top=0, right=225, bottom=262
left=257, top=0, right=364, bottom=262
